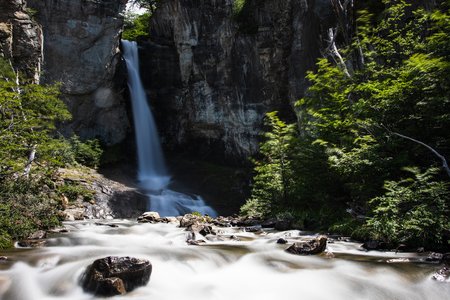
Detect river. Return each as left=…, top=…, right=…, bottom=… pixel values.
left=1, top=220, right=448, bottom=300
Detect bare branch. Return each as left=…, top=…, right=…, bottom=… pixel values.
left=393, top=132, right=450, bottom=179
left=327, top=28, right=352, bottom=78
left=23, top=144, right=36, bottom=178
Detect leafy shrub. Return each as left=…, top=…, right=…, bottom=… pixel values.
left=0, top=179, right=62, bottom=248
left=366, top=167, right=449, bottom=248
left=69, top=136, right=103, bottom=168
left=58, top=182, right=95, bottom=202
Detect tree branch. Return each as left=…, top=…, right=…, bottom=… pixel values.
left=393, top=132, right=450, bottom=178
left=23, top=144, right=36, bottom=178
left=327, top=28, right=352, bottom=78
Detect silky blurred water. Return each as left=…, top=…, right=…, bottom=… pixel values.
left=0, top=220, right=448, bottom=300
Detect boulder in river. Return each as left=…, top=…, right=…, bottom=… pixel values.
left=286, top=236, right=327, bottom=255
left=80, top=256, right=152, bottom=296
left=137, top=211, right=161, bottom=223
left=179, top=213, right=206, bottom=227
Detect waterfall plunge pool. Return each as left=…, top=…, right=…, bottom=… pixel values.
left=1, top=220, right=448, bottom=300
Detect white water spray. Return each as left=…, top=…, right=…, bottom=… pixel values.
left=121, top=40, right=216, bottom=217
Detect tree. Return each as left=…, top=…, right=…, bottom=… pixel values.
left=240, top=112, right=299, bottom=218
left=0, top=58, right=71, bottom=249
left=0, top=58, right=71, bottom=178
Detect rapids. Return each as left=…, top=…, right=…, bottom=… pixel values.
left=0, top=220, right=448, bottom=300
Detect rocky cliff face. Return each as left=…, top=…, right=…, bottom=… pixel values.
left=143, top=0, right=333, bottom=162
left=0, top=0, right=42, bottom=82
left=27, top=0, right=130, bottom=145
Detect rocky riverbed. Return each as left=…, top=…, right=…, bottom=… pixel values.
left=1, top=215, right=449, bottom=300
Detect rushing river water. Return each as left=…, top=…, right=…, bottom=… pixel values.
left=0, top=220, right=448, bottom=300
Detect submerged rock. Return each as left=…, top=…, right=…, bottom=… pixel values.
left=361, top=240, right=388, bottom=251
left=277, top=238, right=288, bottom=245
left=80, top=256, right=152, bottom=297
left=16, top=240, right=47, bottom=248
left=286, top=236, right=328, bottom=255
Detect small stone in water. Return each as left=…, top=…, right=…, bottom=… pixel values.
left=432, top=267, right=449, bottom=282
left=277, top=238, right=288, bottom=244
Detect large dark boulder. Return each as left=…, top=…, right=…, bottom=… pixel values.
left=80, top=256, right=152, bottom=297
left=286, top=236, right=328, bottom=255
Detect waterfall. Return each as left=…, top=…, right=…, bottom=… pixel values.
left=122, top=40, right=217, bottom=217
left=122, top=40, right=170, bottom=191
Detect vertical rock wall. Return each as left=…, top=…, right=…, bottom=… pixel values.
left=0, top=0, right=43, bottom=82
left=143, top=0, right=333, bottom=162
left=27, top=0, right=130, bottom=145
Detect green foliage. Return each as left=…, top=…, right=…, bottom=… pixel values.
left=0, top=179, right=62, bottom=248
left=0, top=58, right=72, bottom=248
left=232, top=0, right=246, bottom=16
left=299, top=1, right=450, bottom=247
left=58, top=182, right=94, bottom=202
left=69, top=136, right=103, bottom=168
left=122, top=12, right=151, bottom=41
left=242, top=1, right=450, bottom=248
left=241, top=112, right=300, bottom=218
left=0, top=58, right=71, bottom=177
left=366, top=168, right=449, bottom=247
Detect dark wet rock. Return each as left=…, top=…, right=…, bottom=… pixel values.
left=443, top=253, right=450, bottom=265
left=229, top=235, right=240, bottom=241
left=137, top=211, right=161, bottom=223
left=361, top=240, right=388, bottom=251
left=198, top=225, right=215, bottom=237
left=212, top=216, right=232, bottom=227
left=80, top=256, right=152, bottom=297
left=286, top=236, right=328, bottom=255
left=187, top=239, right=206, bottom=246
left=17, top=240, right=47, bottom=248
left=234, top=217, right=262, bottom=227
left=0, top=256, right=7, bottom=261
left=277, top=238, right=288, bottom=245
left=432, top=266, right=450, bottom=282
left=274, top=219, right=292, bottom=231
left=244, top=225, right=263, bottom=233
left=261, top=218, right=277, bottom=228
left=94, top=223, right=119, bottom=228
left=28, top=230, right=47, bottom=240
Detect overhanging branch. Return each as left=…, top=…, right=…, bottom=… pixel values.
left=393, top=132, right=450, bottom=179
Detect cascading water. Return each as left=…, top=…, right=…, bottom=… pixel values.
left=1, top=221, right=449, bottom=300
left=121, top=40, right=216, bottom=217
